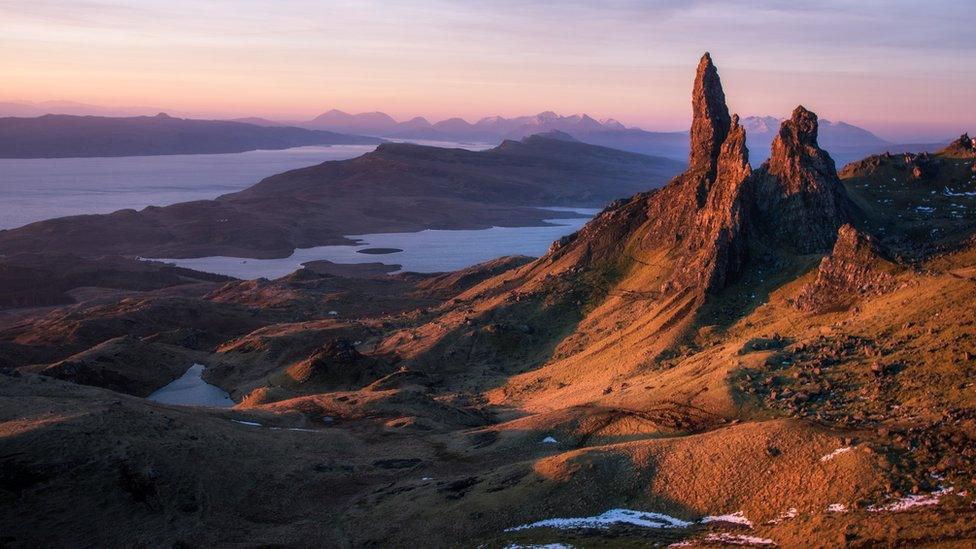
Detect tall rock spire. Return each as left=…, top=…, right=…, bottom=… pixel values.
left=689, top=52, right=733, bottom=174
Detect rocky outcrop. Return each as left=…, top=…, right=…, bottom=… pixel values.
left=940, top=133, right=975, bottom=158
left=795, top=224, right=898, bottom=312
left=631, top=59, right=855, bottom=293
left=533, top=54, right=854, bottom=295
left=286, top=339, right=361, bottom=384
left=285, top=339, right=391, bottom=389
left=753, top=106, right=853, bottom=253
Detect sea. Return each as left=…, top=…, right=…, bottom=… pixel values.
left=1, top=142, right=596, bottom=277
left=0, top=145, right=379, bottom=230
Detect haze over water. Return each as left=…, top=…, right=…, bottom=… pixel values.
left=0, top=145, right=380, bottom=230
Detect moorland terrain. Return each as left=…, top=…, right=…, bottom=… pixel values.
left=1, top=54, right=976, bottom=547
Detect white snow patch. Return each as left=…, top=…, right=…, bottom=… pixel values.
left=943, top=187, right=976, bottom=197
left=505, top=508, right=693, bottom=531
left=700, top=511, right=753, bottom=527
left=868, top=487, right=952, bottom=512
left=230, top=419, right=262, bottom=427
left=766, top=507, right=797, bottom=524
left=541, top=436, right=558, bottom=444
left=826, top=503, right=848, bottom=513
left=820, top=446, right=853, bottom=462
left=702, top=533, right=776, bottom=546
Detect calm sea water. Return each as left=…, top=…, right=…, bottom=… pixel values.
left=0, top=142, right=491, bottom=230
left=149, top=209, right=599, bottom=279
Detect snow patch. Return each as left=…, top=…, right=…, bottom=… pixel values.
left=505, top=508, right=693, bottom=531
left=943, top=187, right=976, bottom=197
left=868, top=487, right=952, bottom=512
left=230, top=419, right=262, bottom=427
left=766, top=507, right=797, bottom=524
left=700, top=511, right=753, bottom=527
left=702, top=533, right=776, bottom=546
left=826, top=503, right=848, bottom=513
left=541, top=436, right=558, bottom=444
left=820, top=446, right=853, bottom=462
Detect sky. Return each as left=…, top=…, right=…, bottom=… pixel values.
left=1, top=0, right=973, bottom=141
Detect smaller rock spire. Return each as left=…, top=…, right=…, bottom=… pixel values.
left=756, top=105, right=852, bottom=253
left=778, top=105, right=819, bottom=150
left=717, top=113, right=750, bottom=181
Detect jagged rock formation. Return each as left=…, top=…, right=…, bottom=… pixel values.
left=550, top=53, right=755, bottom=295
left=657, top=54, right=751, bottom=293
left=541, top=54, right=853, bottom=296
left=753, top=106, right=853, bottom=253
left=689, top=52, right=733, bottom=175
left=794, top=224, right=899, bottom=312
left=666, top=112, right=752, bottom=292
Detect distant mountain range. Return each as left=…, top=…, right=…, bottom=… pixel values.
left=288, top=109, right=946, bottom=167
left=296, top=109, right=638, bottom=142
left=0, top=113, right=381, bottom=158
left=0, top=101, right=952, bottom=165
left=0, top=100, right=181, bottom=118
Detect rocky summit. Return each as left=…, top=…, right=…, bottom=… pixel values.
left=2, top=53, right=976, bottom=548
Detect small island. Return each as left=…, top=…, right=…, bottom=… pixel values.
left=355, top=247, right=404, bottom=255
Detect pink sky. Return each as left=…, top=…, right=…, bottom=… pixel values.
left=1, top=1, right=973, bottom=141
